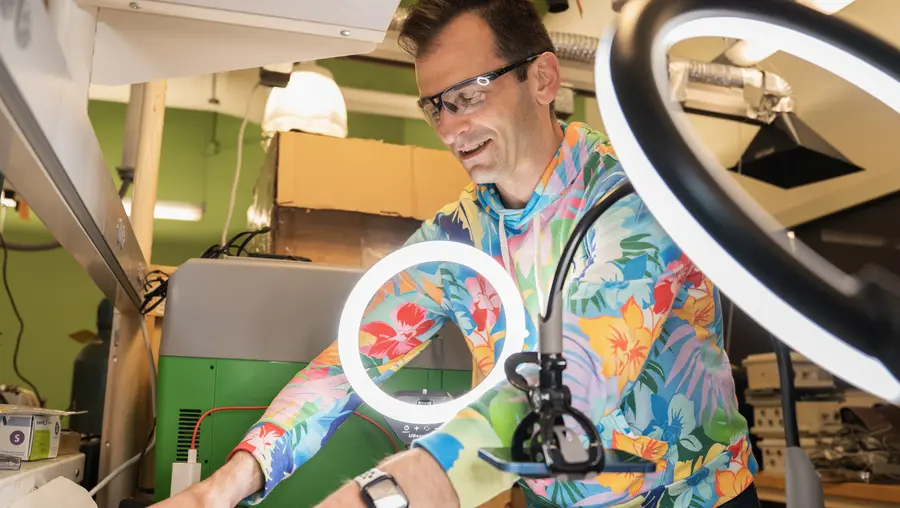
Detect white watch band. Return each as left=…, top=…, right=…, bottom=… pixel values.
left=354, top=467, right=389, bottom=488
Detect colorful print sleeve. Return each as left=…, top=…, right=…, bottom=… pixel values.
left=231, top=228, right=451, bottom=504
left=412, top=182, right=681, bottom=507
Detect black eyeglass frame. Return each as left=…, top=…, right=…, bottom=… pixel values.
left=415, top=54, right=545, bottom=121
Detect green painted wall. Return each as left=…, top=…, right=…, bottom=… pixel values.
left=0, top=55, right=588, bottom=410
left=0, top=103, right=269, bottom=409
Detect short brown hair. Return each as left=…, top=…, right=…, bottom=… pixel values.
left=398, top=0, right=555, bottom=82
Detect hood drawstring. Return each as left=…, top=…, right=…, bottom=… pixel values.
left=497, top=211, right=547, bottom=318
left=498, top=211, right=513, bottom=276
left=532, top=214, right=545, bottom=317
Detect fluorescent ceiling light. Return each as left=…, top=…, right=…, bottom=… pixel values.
left=263, top=61, right=348, bottom=138
left=595, top=5, right=900, bottom=403
left=724, top=0, right=856, bottom=66
left=338, top=241, right=528, bottom=425
left=0, top=196, right=15, bottom=208
left=122, top=198, right=204, bottom=222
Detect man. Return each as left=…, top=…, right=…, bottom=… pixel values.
left=156, top=0, right=759, bottom=506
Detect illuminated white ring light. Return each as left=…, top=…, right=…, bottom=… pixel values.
left=338, top=241, right=528, bottom=425
left=595, top=0, right=900, bottom=403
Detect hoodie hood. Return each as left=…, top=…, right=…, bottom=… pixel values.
left=470, top=122, right=610, bottom=316
left=475, top=122, right=604, bottom=231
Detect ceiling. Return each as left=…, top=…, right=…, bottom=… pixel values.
left=86, top=0, right=900, bottom=230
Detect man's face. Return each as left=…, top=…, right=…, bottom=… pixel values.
left=414, top=13, right=543, bottom=185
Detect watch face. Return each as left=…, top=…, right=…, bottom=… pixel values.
left=367, top=477, right=407, bottom=508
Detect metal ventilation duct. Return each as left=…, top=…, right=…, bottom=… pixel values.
left=730, top=112, right=864, bottom=188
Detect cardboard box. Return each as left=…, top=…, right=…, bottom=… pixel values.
left=411, top=146, right=471, bottom=219
left=274, top=132, right=469, bottom=221
left=0, top=406, right=81, bottom=461
left=273, top=208, right=421, bottom=268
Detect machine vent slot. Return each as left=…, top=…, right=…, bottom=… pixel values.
left=176, top=409, right=203, bottom=462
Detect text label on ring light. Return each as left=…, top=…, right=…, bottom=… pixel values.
left=338, top=241, right=528, bottom=425
left=595, top=0, right=900, bottom=403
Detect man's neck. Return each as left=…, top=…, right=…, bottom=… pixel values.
left=496, top=120, right=564, bottom=209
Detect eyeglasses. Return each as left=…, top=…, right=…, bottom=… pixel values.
left=416, top=55, right=541, bottom=126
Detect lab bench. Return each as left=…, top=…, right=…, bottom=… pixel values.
left=0, top=453, right=85, bottom=508
left=755, top=472, right=900, bottom=508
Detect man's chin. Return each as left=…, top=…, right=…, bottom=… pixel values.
left=466, top=166, right=496, bottom=185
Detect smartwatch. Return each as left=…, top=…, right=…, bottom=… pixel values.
left=354, top=468, right=409, bottom=508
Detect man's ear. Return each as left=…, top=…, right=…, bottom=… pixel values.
left=530, top=52, right=562, bottom=107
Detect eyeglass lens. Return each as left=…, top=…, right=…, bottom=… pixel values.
left=421, top=75, right=493, bottom=125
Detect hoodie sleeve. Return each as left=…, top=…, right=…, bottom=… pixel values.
left=230, top=226, right=450, bottom=505
left=412, top=177, right=681, bottom=507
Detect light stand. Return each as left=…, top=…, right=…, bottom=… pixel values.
left=592, top=0, right=900, bottom=506
left=773, top=339, right=825, bottom=508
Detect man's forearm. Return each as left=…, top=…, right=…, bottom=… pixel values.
left=200, top=451, right=265, bottom=506
left=315, top=448, right=458, bottom=508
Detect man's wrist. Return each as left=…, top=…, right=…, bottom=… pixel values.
left=204, top=450, right=265, bottom=506
left=315, top=449, right=456, bottom=508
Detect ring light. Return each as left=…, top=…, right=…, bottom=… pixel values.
left=594, top=0, right=900, bottom=403
left=338, top=241, right=528, bottom=425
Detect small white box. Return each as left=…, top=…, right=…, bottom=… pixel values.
left=0, top=405, right=82, bottom=462
left=0, top=415, right=61, bottom=461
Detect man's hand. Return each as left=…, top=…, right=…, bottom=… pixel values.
left=152, top=451, right=264, bottom=507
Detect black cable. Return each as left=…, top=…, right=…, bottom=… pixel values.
left=0, top=230, right=43, bottom=405
left=140, top=271, right=169, bottom=315
left=4, top=178, right=133, bottom=252
left=544, top=181, right=634, bottom=321
left=773, top=336, right=801, bottom=448
left=235, top=227, right=271, bottom=256
left=140, top=228, right=282, bottom=316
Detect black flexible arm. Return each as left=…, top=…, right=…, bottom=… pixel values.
left=504, top=180, right=635, bottom=477
left=543, top=182, right=636, bottom=337
left=773, top=338, right=800, bottom=448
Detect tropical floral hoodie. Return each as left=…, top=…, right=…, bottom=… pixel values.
left=232, top=122, right=757, bottom=507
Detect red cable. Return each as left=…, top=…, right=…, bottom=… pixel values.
left=189, top=406, right=399, bottom=454
left=191, top=406, right=268, bottom=450
left=353, top=411, right=399, bottom=453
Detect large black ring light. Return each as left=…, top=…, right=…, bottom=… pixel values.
left=595, top=0, right=900, bottom=403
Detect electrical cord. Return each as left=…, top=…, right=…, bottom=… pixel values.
left=221, top=83, right=261, bottom=248
left=0, top=230, right=43, bottom=406
left=4, top=178, right=132, bottom=252
left=140, top=270, right=170, bottom=315
left=140, top=227, right=285, bottom=316
left=352, top=411, right=399, bottom=454
left=88, top=311, right=158, bottom=497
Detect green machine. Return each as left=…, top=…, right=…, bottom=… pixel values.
left=154, top=257, right=473, bottom=506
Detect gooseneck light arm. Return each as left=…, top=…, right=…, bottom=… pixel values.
left=502, top=181, right=635, bottom=478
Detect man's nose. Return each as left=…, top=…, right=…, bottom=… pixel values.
left=436, top=108, right=468, bottom=147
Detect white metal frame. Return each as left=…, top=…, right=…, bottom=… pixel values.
left=0, top=0, right=146, bottom=307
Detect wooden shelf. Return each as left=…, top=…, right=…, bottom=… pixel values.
left=755, top=472, right=900, bottom=507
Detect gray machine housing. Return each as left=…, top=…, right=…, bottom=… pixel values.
left=160, top=256, right=472, bottom=370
